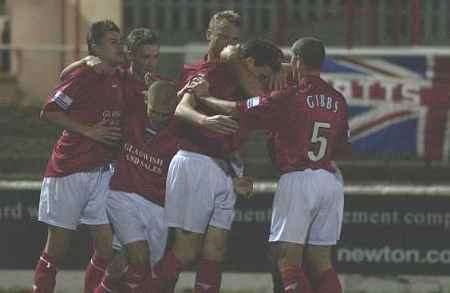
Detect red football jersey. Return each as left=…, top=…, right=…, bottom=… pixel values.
left=238, top=75, right=351, bottom=173
left=43, top=65, right=125, bottom=177
left=176, top=58, right=246, bottom=159
left=109, top=119, right=178, bottom=206
left=109, top=71, right=178, bottom=206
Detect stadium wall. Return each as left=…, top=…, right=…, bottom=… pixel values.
left=2, top=182, right=450, bottom=292
left=6, top=0, right=121, bottom=104
left=2, top=181, right=450, bottom=274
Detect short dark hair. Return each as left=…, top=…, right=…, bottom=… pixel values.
left=291, top=37, right=325, bottom=68
left=126, top=28, right=159, bottom=53
left=240, top=39, right=283, bottom=72
left=87, top=20, right=120, bottom=55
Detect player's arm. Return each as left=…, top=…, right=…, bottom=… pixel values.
left=41, top=109, right=122, bottom=147
left=186, top=79, right=287, bottom=131
left=197, top=96, right=238, bottom=116
left=42, top=71, right=122, bottom=146
left=197, top=93, right=283, bottom=131
left=175, top=91, right=239, bottom=135
left=59, top=56, right=112, bottom=80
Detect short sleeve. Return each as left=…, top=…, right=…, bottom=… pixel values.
left=43, top=66, right=93, bottom=112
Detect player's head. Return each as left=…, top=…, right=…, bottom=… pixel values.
left=290, top=37, right=325, bottom=76
left=87, top=20, right=124, bottom=66
left=206, top=10, right=241, bottom=58
left=146, top=80, right=178, bottom=129
left=240, top=39, right=283, bottom=85
left=126, top=28, right=160, bottom=76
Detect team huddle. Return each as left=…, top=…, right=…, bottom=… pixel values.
left=32, top=9, right=350, bottom=293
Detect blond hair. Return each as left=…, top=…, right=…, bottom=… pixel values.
left=208, top=10, right=241, bottom=33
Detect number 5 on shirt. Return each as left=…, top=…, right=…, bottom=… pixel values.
left=308, top=121, right=330, bottom=162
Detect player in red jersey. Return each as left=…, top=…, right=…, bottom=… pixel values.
left=86, top=28, right=172, bottom=293
left=187, top=37, right=351, bottom=293
left=94, top=80, right=179, bottom=293
left=32, top=20, right=125, bottom=293
left=157, top=30, right=283, bottom=293
left=57, top=27, right=168, bottom=293
left=155, top=11, right=243, bottom=293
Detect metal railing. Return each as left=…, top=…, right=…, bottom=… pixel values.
left=122, top=0, right=450, bottom=47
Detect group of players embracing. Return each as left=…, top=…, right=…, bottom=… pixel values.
left=32, top=9, right=350, bottom=293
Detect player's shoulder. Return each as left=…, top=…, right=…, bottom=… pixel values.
left=61, top=64, right=104, bottom=88
left=69, top=64, right=96, bottom=78
left=303, top=76, right=342, bottom=96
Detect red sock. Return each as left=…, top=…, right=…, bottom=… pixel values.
left=122, top=263, right=149, bottom=292
left=280, top=265, right=300, bottom=293
left=32, top=252, right=58, bottom=293
left=279, top=265, right=313, bottom=293
left=154, top=250, right=183, bottom=293
left=194, top=259, right=221, bottom=293
left=298, top=268, right=313, bottom=293
left=84, top=253, right=109, bottom=293
left=314, top=268, right=342, bottom=293
left=94, top=274, right=121, bottom=293
left=140, top=270, right=161, bottom=293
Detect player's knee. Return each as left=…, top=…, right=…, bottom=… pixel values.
left=127, top=250, right=150, bottom=268
left=276, top=243, right=304, bottom=268
left=202, top=238, right=227, bottom=261
left=106, top=253, right=128, bottom=279
left=307, top=260, right=333, bottom=281
left=44, top=226, right=72, bottom=262
left=126, top=241, right=150, bottom=267
left=90, top=225, right=113, bottom=260
left=93, top=243, right=113, bottom=260
left=304, top=246, right=333, bottom=280
left=176, top=246, right=201, bottom=267
left=172, top=229, right=203, bottom=266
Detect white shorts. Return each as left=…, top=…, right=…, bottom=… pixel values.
left=107, top=191, right=167, bottom=266
left=269, top=169, right=344, bottom=246
left=165, top=150, right=236, bottom=233
left=38, top=166, right=112, bottom=230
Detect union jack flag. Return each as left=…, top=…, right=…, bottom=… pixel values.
left=322, top=55, right=450, bottom=162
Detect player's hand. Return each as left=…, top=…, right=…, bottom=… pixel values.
left=84, top=55, right=115, bottom=75
left=233, top=176, right=254, bottom=199
left=200, top=115, right=239, bottom=135
left=189, top=75, right=210, bottom=97
left=177, top=74, right=210, bottom=98
left=84, top=120, right=122, bottom=147
left=269, top=63, right=291, bottom=91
